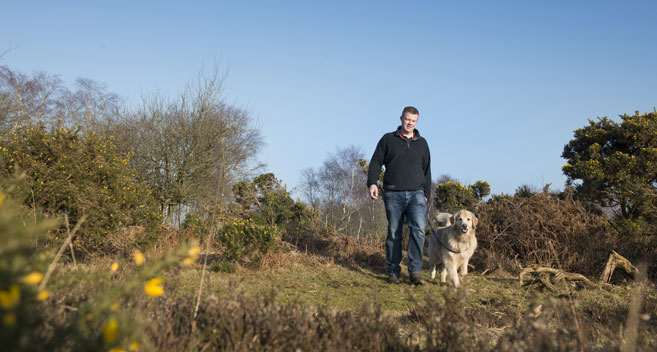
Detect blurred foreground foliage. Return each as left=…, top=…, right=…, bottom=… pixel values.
left=0, top=180, right=200, bottom=350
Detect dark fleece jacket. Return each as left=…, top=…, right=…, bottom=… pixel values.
left=367, top=126, right=432, bottom=199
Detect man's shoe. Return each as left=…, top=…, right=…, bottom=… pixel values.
left=387, top=274, right=400, bottom=284
left=409, top=273, right=425, bottom=286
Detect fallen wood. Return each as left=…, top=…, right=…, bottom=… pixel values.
left=519, top=265, right=591, bottom=291
left=600, top=250, right=638, bottom=283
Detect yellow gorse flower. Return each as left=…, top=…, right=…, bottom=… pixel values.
left=3, top=312, right=16, bottom=326
left=37, top=290, right=49, bottom=301
left=129, top=341, right=140, bottom=351
left=133, top=251, right=145, bottom=266
left=182, top=246, right=201, bottom=265
left=0, top=284, right=20, bottom=309
left=22, top=272, right=44, bottom=285
left=144, top=278, right=164, bottom=297
left=0, top=190, right=4, bottom=207
left=187, top=246, right=201, bottom=258
left=110, top=261, right=120, bottom=273
left=103, top=318, right=119, bottom=343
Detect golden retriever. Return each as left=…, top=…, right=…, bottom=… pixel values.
left=428, top=210, right=478, bottom=287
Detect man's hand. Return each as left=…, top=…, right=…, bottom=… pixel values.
left=368, top=184, right=379, bottom=200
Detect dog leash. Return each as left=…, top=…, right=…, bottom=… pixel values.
left=425, top=201, right=461, bottom=254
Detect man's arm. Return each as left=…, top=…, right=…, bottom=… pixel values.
left=368, top=184, right=379, bottom=200
left=367, top=136, right=386, bottom=199
left=423, top=141, right=432, bottom=200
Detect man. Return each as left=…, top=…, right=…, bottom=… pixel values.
left=367, top=106, right=431, bottom=285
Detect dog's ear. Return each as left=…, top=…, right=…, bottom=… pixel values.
left=472, top=213, right=478, bottom=229
left=449, top=214, right=455, bottom=225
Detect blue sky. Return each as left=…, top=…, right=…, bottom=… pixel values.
left=2, top=1, right=656, bottom=196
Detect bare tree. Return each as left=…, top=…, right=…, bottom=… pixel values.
left=300, top=145, right=386, bottom=238
left=107, top=65, right=264, bottom=225
left=0, top=67, right=64, bottom=130
left=0, top=66, right=120, bottom=133
left=299, top=167, right=320, bottom=209
left=59, top=78, right=121, bottom=129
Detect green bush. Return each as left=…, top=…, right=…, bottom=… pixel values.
left=232, top=173, right=310, bottom=231
left=0, top=123, right=160, bottom=254
left=182, top=213, right=209, bottom=238
left=434, top=180, right=490, bottom=213
left=218, top=218, right=279, bottom=262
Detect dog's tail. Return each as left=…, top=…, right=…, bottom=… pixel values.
left=435, top=212, right=453, bottom=227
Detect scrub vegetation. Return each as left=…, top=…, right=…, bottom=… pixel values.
left=1, top=64, right=656, bottom=351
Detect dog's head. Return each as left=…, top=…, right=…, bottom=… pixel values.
left=453, top=210, right=478, bottom=235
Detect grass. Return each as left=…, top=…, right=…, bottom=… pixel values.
left=41, top=245, right=657, bottom=351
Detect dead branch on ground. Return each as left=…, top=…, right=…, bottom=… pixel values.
left=600, top=250, right=638, bottom=284
left=519, top=265, right=591, bottom=291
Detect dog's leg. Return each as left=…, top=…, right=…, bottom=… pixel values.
left=429, top=257, right=436, bottom=280
left=460, top=260, right=468, bottom=277
left=448, top=265, right=460, bottom=287
left=440, top=264, right=447, bottom=283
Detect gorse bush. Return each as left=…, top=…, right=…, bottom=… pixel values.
left=0, top=123, right=160, bottom=254
left=228, top=173, right=315, bottom=264
left=182, top=213, right=209, bottom=239
left=562, top=110, right=657, bottom=276
left=434, top=180, right=490, bottom=213
left=233, top=173, right=310, bottom=230
left=219, top=218, right=279, bottom=263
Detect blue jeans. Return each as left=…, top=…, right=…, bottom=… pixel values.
left=383, top=190, right=426, bottom=276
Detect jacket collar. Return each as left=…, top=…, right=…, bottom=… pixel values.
left=395, top=126, right=420, bottom=140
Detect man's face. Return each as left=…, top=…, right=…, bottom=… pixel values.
left=400, top=113, right=419, bottom=135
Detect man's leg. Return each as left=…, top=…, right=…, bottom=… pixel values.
left=383, top=191, right=404, bottom=278
left=406, top=190, right=427, bottom=277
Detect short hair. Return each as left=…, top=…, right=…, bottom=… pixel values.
left=401, top=106, right=419, bottom=116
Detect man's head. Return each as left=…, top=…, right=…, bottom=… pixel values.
left=400, top=106, right=419, bottom=136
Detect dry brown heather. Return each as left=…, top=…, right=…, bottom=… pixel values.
left=36, top=228, right=656, bottom=352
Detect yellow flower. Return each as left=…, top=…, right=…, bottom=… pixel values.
left=22, top=272, right=44, bottom=285
left=103, top=318, right=119, bottom=343
left=144, top=278, right=164, bottom=297
left=109, top=348, right=127, bottom=352
left=3, top=312, right=16, bottom=326
left=182, top=257, right=196, bottom=266
left=133, top=251, right=145, bottom=266
left=110, top=261, right=120, bottom=273
left=0, top=190, right=4, bottom=207
left=37, top=290, right=49, bottom=301
left=129, top=341, right=140, bottom=351
left=0, top=284, right=20, bottom=309
left=187, top=246, right=201, bottom=258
